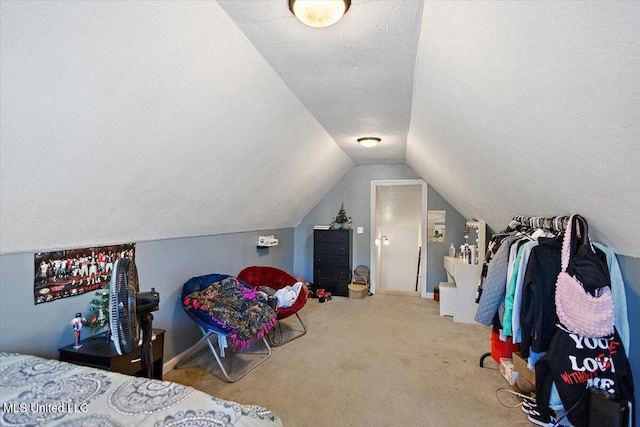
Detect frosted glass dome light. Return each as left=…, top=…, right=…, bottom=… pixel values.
left=289, top=0, right=351, bottom=28
left=357, top=137, right=381, bottom=148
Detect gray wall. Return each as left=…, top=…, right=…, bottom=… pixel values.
left=617, top=255, right=640, bottom=426
left=292, top=164, right=467, bottom=294
left=293, top=164, right=420, bottom=282
left=0, top=228, right=294, bottom=361
left=426, top=186, right=467, bottom=293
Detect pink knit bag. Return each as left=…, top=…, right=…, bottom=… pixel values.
left=554, top=215, right=614, bottom=338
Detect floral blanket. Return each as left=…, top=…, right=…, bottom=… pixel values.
left=183, top=277, right=276, bottom=350
left=0, top=353, right=283, bottom=427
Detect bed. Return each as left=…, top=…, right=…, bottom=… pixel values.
left=0, top=352, right=283, bottom=427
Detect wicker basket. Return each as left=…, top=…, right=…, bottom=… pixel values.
left=348, top=284, right=367, bottom=299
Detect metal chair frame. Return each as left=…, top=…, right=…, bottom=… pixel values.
left=268, top=312, right=307, bottom=347
left=175, top=325, right=271, bottom=383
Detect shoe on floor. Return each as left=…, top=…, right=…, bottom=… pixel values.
left=521, top=399, right=536, bottom=415
left=527, top=407, right=557, bottom=426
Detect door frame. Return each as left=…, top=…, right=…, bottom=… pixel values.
left=370, top=179, right=428, bottom=297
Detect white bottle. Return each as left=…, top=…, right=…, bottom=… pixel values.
left=449, top=243, right=455, bottom=258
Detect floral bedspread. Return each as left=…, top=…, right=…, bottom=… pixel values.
left=0, top=353, right=283, bottom=427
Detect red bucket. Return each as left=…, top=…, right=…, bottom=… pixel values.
left=490, top=329, right=519, bottom=364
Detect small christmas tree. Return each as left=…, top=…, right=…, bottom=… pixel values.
left=335, top=203, right=348, bottom=225
left=86, top=290, right=109, bottom=330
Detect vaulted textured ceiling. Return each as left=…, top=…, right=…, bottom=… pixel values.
left=1, top=1, right=639, bottom=257
left=218, top=0, right=424, bottom=165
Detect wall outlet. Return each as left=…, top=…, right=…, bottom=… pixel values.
left=357, top=227, right=364, bottom=234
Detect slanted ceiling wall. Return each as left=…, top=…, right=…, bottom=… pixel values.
left=2, top=2, right=640, bottom=258
left=408, top=1, right=640, bottom=257
left=0, top=1, right=352, bottom=254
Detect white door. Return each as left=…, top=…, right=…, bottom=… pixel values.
left=379, top=226, right=420, bottom=292
left=370, top=180, right=427, bottom=296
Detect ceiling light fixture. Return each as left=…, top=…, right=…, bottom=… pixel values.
left=357, top=137, right=381, bottom=148
left=289, top=0, right=351, bottom=28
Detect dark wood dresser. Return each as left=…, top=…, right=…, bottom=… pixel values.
left=313, top=229, right=353, bottom=297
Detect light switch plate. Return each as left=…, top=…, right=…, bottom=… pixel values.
left=357, top=227, right=364, bottom=234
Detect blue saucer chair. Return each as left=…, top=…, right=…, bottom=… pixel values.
left=175, top=273, right=272, bottom=382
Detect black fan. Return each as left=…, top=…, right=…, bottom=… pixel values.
left=109, top=257, right=159, bottom=378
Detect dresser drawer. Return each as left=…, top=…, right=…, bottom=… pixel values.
left=314, top=254, right=350, bottom=267
left=110, top=345, right=146, bottom=376
left=110, top=333, right=163, bottom=376
left=314, top=241, right=350, bottom=256
left=314, top=266, right=351, bottom=281
left=314, top=230, right=350, bottom=243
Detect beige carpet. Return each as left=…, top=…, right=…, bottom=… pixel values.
left=164, top=294, right=532, bottom=427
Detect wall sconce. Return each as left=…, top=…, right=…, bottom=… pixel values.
left=358, top=137, right=381, bottom=148
left=289, top=0, right=351, bottom=28
left=375, top=236, right=390, bottom=246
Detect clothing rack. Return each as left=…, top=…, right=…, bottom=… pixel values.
left=478, top=214, right=570, bottom=368
left=509, top=215, right=570, bottom=232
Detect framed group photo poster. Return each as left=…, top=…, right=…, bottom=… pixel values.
left=34, top=243, right=135, bottom=305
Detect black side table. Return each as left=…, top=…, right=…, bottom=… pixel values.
left=59, top=328, right=165, bottom=380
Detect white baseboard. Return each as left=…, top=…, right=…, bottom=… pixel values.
left=369, top=290, right=435, bottom=299
left=163, top=346, right=199, bottom=376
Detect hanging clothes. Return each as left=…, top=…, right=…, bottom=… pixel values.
left=498, top=237, right=529, bottom=337
left=475, top=215, right=634, bottom=427
left=594, top=242, right=630, bottom=356
left=497, top=237, right=530, bottom=332
left=503, top=240, right=538, bottom=340
left=518, top=236, right=562, bottom=358
left=474, top=235, right=520, bottom=325
left=535, top=325, right=634, bottom=427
